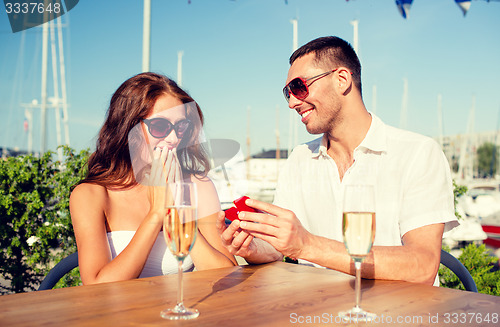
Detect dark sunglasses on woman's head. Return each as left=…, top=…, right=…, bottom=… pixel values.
left=143, top=118, right=192, bottom=139
left=283, top=69, right=338, bottom=102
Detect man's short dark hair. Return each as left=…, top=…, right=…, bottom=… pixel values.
left=290, top=36, right=362, bottom=94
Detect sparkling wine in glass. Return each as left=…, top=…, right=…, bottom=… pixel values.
left=160, top=182, right=199, bottom=320
left=338, top=184, right=377, bottom=323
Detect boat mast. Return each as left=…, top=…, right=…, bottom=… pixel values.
left=350, top=19, right=359, bottom=54
left=142, top=0, right=151, bottom=72
left=49, top=19, right=63, bottom=161
left=400, top=78, right=408, bottom=129
left=372, top=84, right=377, bottom=114
left=494, top=104, right=500, bottom=177
left=177, top=51, right=184, bottom=87
left=437, top=93, right=443, bottom=148
left=40, top=18, right=48, bottom=154
left=275, top=104, right=280, bottom=180
left=22, top=15, right=70, bottom=157
left=458, top=95, right=476, bottom=180
left=288, top=18, right=298, bottom=157
left=57, top=16, right=70, bottom=149
left=246, top=105, right=251, bottom=179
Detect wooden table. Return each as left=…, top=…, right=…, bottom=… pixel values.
left=0, top=262, right=499, bottom=326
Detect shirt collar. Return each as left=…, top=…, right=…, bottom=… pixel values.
left=356, top=113, right=387, bottom=154
left=307, top=136, right=326, bottom=158
left=310, top=112, right=387, bottom=158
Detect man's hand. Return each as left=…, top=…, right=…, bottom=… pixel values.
left=216, top=209, right=283, bottom=264
left=234, top=198, right=312, bottom=261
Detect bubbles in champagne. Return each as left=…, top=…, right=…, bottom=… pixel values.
left=164, top=206, right=198, bottom=260
left=342, top=212, right=376, bottom=258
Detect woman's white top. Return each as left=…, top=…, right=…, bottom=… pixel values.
left=107, top=231, right=194, bottom=278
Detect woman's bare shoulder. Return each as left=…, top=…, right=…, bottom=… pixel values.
left=70, top=183, right=108, bottom=203
left=189, top=175, right=220, bottom=216
left=69, top=183, right=109, bottom=228
left=190, top=174, right=216, bottom=191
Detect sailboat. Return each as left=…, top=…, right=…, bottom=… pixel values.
left=458, top=180, right=500, bottom=248
left=474, top=105, right=500, bottom=248
left=452, top=98, right=500, bottom=248
left=15, top=14, right=71, bottom=159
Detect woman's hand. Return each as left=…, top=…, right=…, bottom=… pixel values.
left=148, top=147, right=182, bottom=185
left=147, top=147, right=182, bottom=222
left=163, top=148, right=182, bottom=183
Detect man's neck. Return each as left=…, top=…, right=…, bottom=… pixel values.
left=324, top=108, right=372, bottom=181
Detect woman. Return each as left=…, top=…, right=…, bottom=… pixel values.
left=70, top=72, right=236, bottom=285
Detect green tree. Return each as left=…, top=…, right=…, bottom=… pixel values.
left=453, top=180, right=467, bottom=220
left=439, top=182, right=500, bottom=295
left=0, top=147, right=89, bottom=294
left=440, top=244, right=500, bottom=296
left=476, top=142, right=498, bottom=178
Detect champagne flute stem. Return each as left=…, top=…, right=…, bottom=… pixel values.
left=354, top=260, right=362, bottom=310
left=176, top=259, right=184, bottom=310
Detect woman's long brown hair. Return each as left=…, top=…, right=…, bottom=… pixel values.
left=80, top=72, right=210, bottom=189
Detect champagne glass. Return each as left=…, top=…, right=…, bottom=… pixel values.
left=338, top=184, right=377, bottom=323
left=161, top=182, right=199, bottom=320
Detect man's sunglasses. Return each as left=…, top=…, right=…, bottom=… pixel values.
left=283, top=69, right=338, bottom=102
left=143, top=118, right=192, bottom=139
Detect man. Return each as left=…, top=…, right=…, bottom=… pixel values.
left=216, top=36, right=458, bottom=285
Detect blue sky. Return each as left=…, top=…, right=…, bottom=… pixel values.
left=1, top=0, right=499, bottom=155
